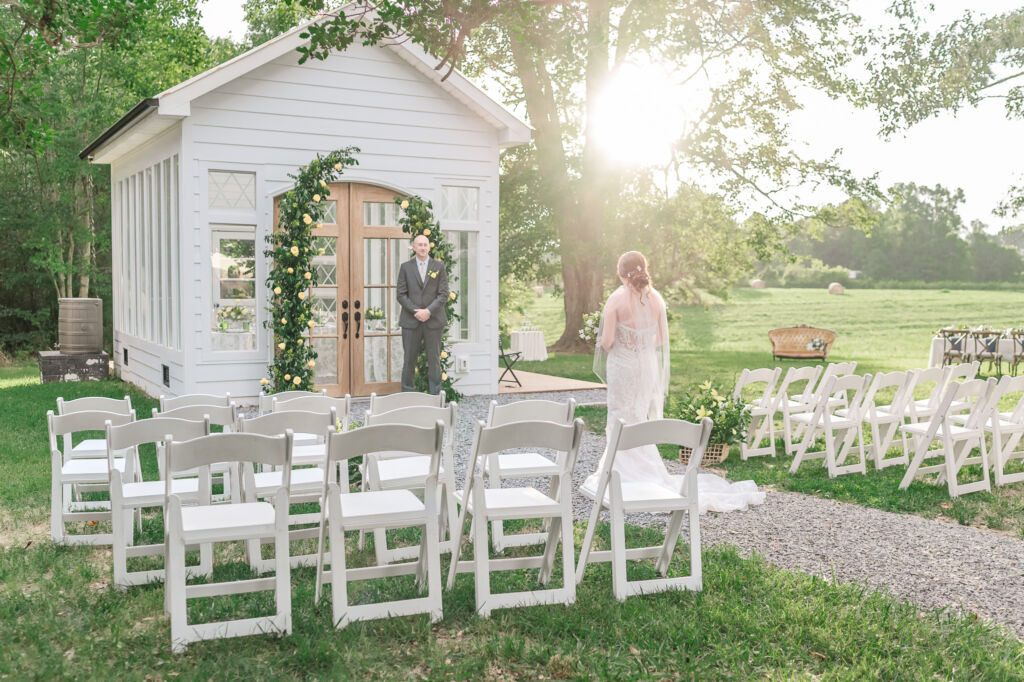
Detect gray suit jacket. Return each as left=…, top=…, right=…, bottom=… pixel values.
left=396, top=257, right=448, bottom=330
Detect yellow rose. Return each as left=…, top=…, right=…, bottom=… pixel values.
left=273, top=286, right=281, bottom=295
left=429, top=241, right=435, bottom=248
left=303, top=214, right=312, bottom=225
left=284, top=374, right=291, bottom=381
left=334, top=162, right=342, bottom=170
left=290, top=246, right=299, bottom=256
left=298, top=291, right=306, bottom=300
left=441, top=372, right=447, bottom=381
left=313, top=194, right=321, bottom=202
left=278, top=342, right=286, bottom=350
left=307, top=320, right=316, bottom=328
left=696, top=406, right=709, bottom=420
left=400, top=199, right=410, bottom=209
left=308, top=360, right=315, bottom=368
left=318, top=248, right=325, bottom=255
left=260, top=377, right=269, bottom=385
left=298, top=338, right=304, bottom=345
left=304, top=272, right=312, bottom=280
left=449, top=292, right=456, bottom=300
left=440, top=351, right=448, bottom=359
left=293, top=376, right=302, bottom=385
left=281, top=317, right=286, bottom=324
left=423, top=229, right=430, bottom=236
left=429, top=270, right=437, bottom=279
left=320, top=179, right=327, bottom=188
left=287, top=267, right=294, bottom=274
left=699, top=380, right=712, bottom=391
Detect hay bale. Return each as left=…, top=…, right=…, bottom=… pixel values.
left=828, top=282, right=845, bottom=295
left=749, top=278, right=766, bottom=289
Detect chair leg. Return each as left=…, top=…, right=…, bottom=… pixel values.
left=167, top=532, right=188, bottom=653
left=473, top=509, right=491, bottom=617
left=609, top=495, right=628, bottom=602
left=275, top=523, right=292, bottom=636
left=424, top=496, right=443, bottom=622
left=329, top=518, right=349, bottom=629
left=559, top=515, right=576, bottom=604
left=50, top=453, right=64, bottom=544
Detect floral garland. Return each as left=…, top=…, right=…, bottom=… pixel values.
left=396, top=195, right=461, bottom=402
left=261, top=147, right=360, bottom=393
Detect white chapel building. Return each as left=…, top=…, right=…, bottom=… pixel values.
left=82, top=23, right=531, bottom=399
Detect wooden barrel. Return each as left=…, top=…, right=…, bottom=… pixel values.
left=58, top=298, right=103, bottom=354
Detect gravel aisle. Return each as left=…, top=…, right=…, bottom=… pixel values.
left=354, top=390, right=1024, bottom=639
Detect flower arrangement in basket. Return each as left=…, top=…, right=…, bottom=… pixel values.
left=805, top=337, right=825, bottom=352
left=667, top=380, right=752, bottom=464
left=578, top=309, right=601, bottom=344
left=216, top=305, right=253, bottom=331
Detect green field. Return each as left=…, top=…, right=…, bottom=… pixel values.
left=514, top=287, right=1024, bottom=389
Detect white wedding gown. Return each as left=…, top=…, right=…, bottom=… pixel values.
left=583, top=291, right=765, bottom=515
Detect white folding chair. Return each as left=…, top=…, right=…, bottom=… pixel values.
left=154, top=403, right=239, bottom=502
left=576, top=417, right=712, bottom=602
left=789, top=373, right=872, bottom=477
left=271, top=393, right=351, bottom=449
left=314, top=421, right=446, bottom=629
left=56, top=395, right=133, bottom=459
left=732, top=368, right=781, bottom=459
left=165, top=431, right=294, bottom=653
left=775, top=365, right=823, bottom=455
left=369, top=391, right=446, bottom=412
left=159, top=393, right=231, bottom=411
left=237, top=409, right=337, bottom=571
left=908, top=362, right=979, bottom=422
left=978, top=375, right=1024, bottom=487
left=899, top=378, right=997, bottom=498
left=485, top=398, right=577, bottom=550
left=48, top=409, right=135, bottom=545
left=837, top=370, right=915, bottom=469
left=106, top=417, right=211, bottom=588
left=446, top=419, right=583, bottom=617
left=258, top=389, right=326, bottom=415
left=361, top=404, right=458, bottom=563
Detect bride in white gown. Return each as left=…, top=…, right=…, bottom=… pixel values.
left=583, top=251, right=765, bottom=514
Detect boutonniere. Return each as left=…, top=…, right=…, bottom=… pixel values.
left=429, top=270, right=438, bottom=279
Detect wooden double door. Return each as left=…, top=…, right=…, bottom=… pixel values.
left=275, top=183, right=410, bottom=397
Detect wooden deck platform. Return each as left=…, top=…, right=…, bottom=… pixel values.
left=497, top=370, right=605, bottom=395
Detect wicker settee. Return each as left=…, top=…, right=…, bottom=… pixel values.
left=768, top=325, right=836, bottom=361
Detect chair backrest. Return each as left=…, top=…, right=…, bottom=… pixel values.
left=776, top=365, right=822, bottom=406
left=907, top=366, right=951, bottom=411
left=325, top=422, right=445, bottom=483
left=153, top=403, right=238, bottom=430
left=258, top=389, right=327, bottom=415
left=947, top=361, right=979, bottom=385
left=365, top=403, right=457, bottom=462
left=994, top=374, right=1024, bottom=423
left=862, top=370, right=914, bottom=416
left=239, top=408, right=337, bottom=440
left=732, top=367, right=781, bottom=406
left=165, top=432, right=293, bottom=504
left=944, top=377, right=997, bottom=430
left=106, top=417, right=209, bottom=481
left=57, top=395, right=132, bottom=415
left=813, top=362, right=857, bottom=400
left=973, top=330, right=1001, bottom=354
left=1011, top=331, right=1024, bottom=356
left=824, top=373, right=872, bottom=423
left=940, top=328, right=969, bottom=353
left=369, top=391, right=445, bottom=412
left=271, top=395, right=351, bottom=428
left=159, top=393, right=230, bottom=411
left=595, top=417, right=712, bottom=499
left=48, top=409, right=135, bottom=461
left=471, top=418, right=584, bottom=483
left=486, top=398, right=576, bottom=427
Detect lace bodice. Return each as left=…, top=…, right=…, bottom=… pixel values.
left=613, top=321, right=659, bottom=354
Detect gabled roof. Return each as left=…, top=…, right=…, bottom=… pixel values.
left=81, top=17, right=532, bottom=162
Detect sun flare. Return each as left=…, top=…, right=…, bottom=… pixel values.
left=591, top=63, right=687, bottom=168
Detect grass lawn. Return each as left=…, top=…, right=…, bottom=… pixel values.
left=522, top=288, right=1024, bottom=534
left=2, top=368, right=1023, bottom=675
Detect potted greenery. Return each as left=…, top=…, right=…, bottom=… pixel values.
left=667, top=379, right=752, bottom=464
left=365, top=306, right=386, bottom=331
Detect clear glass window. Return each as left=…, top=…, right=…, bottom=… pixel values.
left=449, top=231, right=477, bottom=342
left=363, top=202, right=404, bottom=226
left=211, top=225, right=257, bottom=351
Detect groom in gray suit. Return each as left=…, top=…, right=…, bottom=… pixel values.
left=396, top=233, right=449, bottom=394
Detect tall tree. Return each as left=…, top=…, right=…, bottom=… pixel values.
left=286, top=1, right=881, bottom=349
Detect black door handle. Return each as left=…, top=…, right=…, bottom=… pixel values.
left=341, top=300, right=349, bottom=339
left=354, top=311, right=361, bottom=339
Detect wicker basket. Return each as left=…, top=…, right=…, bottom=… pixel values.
left=679, top=442, right=729, bottom=465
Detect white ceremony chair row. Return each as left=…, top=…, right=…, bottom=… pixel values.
left=56, top=395, right=133, bottom=459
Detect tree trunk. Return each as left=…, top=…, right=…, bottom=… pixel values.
left=76, top=174, right=94, bottom=297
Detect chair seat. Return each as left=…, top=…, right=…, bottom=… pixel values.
left=180, top=502, right=276, bottom=542
left=70, top=438, right=108, bottom=457
left=61, top=457, right=125, bottom=482
left=455, top=487, right=561, bottom=520
left=292, top=443, right=327, bottom=466
left=253, top=467, right=324, bottom=494
left=900, top=422, right=980, bottom=438
left=335, top=489, right=425, bottom=529
left=122, top=478, right=199, bottom=505
left=580, top=480, right=687, bottom=511
left=483, top=452, right=559, bottom=476
left=790, top=412, right=858, bottom=429
left=365, top=456, right=448, bottom=488
left=293, top=431, right=321, bottom=447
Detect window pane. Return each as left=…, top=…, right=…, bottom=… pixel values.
left=364, top=288, right=387, bottom=334
left=313, top=337, right=338, bottom=385
left=319, top=200, right=337, bottom=224
left=364, top=335, right=388, bottom=384
left=390, top=334, right=404, bottom=382
left=440, top=186, right=479, bottom=222
left=364, top=238, right=386, bottom=285
left=448, top=231, right=476, bottom=342
left=363, top=202, right=403, bottom=226
left=211, top=225, right=257, bottom=351
left=208, top=171, right=256, bottom=210
left=311, top=290, right=337, bottom=334
left=312, top=237, right=337, bottom=285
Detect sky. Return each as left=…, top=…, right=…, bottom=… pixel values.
left=199, top=1, right=1023, bottom=230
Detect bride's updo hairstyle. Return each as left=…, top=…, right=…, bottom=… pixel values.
left=617, top=251, right=650, bottom=296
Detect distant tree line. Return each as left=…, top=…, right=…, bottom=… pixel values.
left=758, top=183, right=1024, bottom=287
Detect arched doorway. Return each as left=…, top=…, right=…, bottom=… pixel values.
left=274, top=183, right=409, bottom=397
